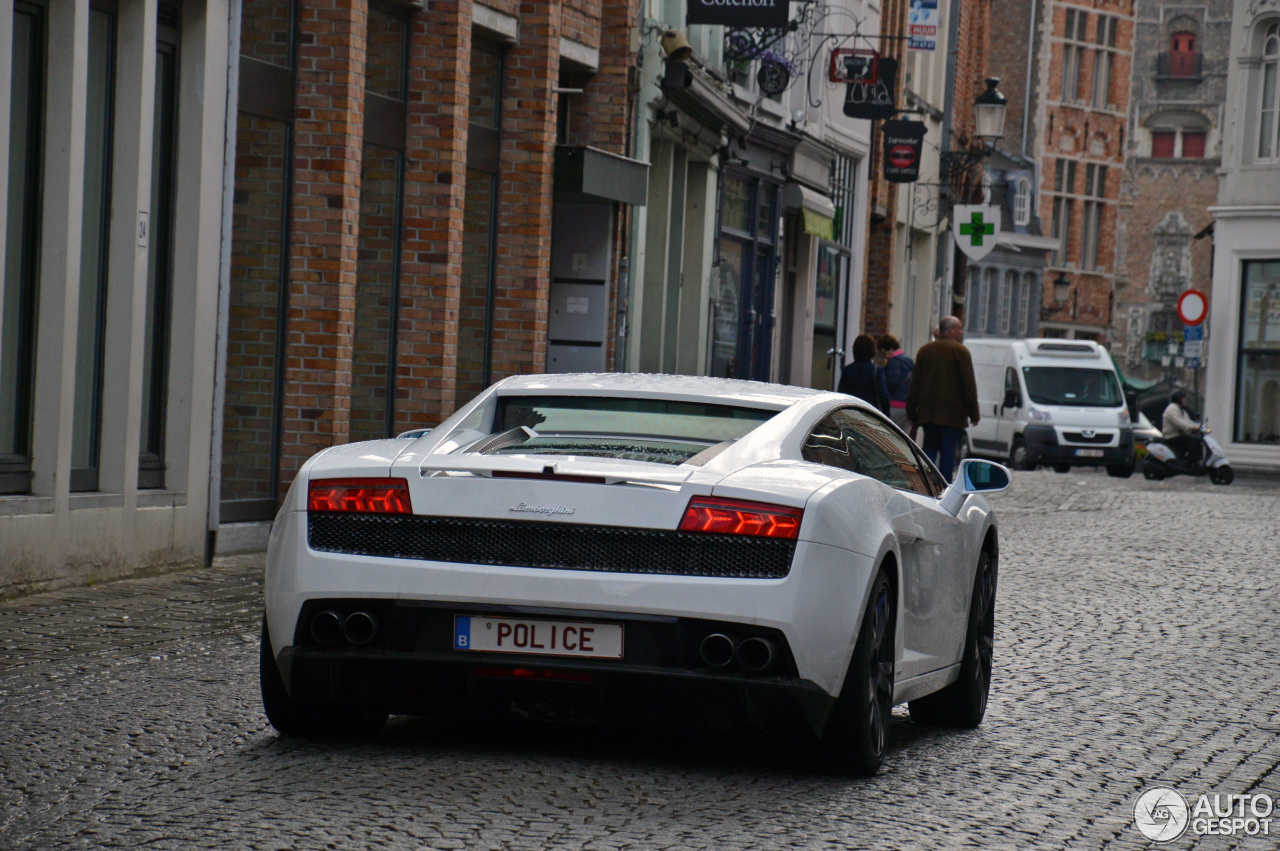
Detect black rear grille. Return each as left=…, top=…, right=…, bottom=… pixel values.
left=307, top=513, right=795, bottom=579
left=1062, top=431, right=1113, bottom=445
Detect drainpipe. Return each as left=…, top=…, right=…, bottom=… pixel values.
left=207, top=0, right=242, bottom=563
left=1021, top=0, right=1038, bottom=159
left=933, top=0, right=964, bottom=319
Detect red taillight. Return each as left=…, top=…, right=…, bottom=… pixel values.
left=307, top=478, right=413, bottom=514
left=679, top=496, right=802, bottom=540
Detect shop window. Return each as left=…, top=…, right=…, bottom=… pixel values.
left=1, top=2, right=45, bottom=495
left=1235, top=260, right=1280, bottom=444
left=139, top=8, right=180, bottom=490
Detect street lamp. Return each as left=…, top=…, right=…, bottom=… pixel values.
left=972, top=78, right=1009, bottom=148
left=1040, top=271, right=1072, bottom=320
left=940, top=78, right=1010, bottom=201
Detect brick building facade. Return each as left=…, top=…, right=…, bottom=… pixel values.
left=1030, top=0, right=1135, bottom=340
left=1114, top=0, right=1230, bottom=384
left=218, top=0, right=641, bottom=527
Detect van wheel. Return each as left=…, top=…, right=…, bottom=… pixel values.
left=1009, top=439, right=1031, bottom=471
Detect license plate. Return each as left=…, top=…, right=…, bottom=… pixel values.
left=454, top=615, right=623, bottom=659
left=1075, top=448, right=1104, bottom=458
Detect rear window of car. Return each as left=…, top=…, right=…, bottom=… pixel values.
left=489, top=395, right=777, bottom=464
left=1022, top=367, right=1123, bottom=407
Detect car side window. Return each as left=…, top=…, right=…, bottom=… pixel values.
left=803, top=408, right=935, bottom=496
left=802, top=412, right=861, bottom=474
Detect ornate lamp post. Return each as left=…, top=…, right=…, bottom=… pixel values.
left=1040, top=271, right=1073, bottom=320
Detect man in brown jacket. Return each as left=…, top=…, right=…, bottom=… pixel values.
left=906, top=315, right=980, bottom=482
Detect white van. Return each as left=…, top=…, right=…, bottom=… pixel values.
left=963, top=338, right=1134, bottom=476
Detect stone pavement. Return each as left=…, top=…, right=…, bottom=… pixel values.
left=1, top=470, right=1278, bottom=850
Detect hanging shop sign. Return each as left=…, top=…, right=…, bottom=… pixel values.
left=687, top=0, right=789, bottom=30
left=952, top=204, right=1002, bottom=262
left=882, top=120, right=927, bottom=183
left=843, top=57, right=898, bottom=121
left=907, top=0, right=939, bottom=51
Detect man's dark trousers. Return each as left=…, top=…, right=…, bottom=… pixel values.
left=923, top=424, right=962, bottom=482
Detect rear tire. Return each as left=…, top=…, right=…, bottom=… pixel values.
left=1052, top=464, right=1071, bottom=473
left=1142, top=459, right=1165, bottom=481
left=820, top=569, right=895, bottom=776
left=1209, top=465, right=1234, bottom=485
left=1009, top=439, right=1031, bottom=471
left=909, top=550, right=996, bottom=729
left=260, top=615, right=388, bottom=738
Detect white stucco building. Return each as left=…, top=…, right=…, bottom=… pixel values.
left=1204, top=0, right=1280, bottom=470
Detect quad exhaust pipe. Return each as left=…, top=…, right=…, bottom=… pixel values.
left=737, top=636, right=775, bottom=672
left=699, top=633, right=737, bottom=668
left=309, top=610, right=378, bottom=646
left=698, top=633, right=777, bottom=673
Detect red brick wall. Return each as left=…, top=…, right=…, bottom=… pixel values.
left=489, top=0, right=563, bottom=381
left=1037, top=0, right=1134, bottom=338
left=223, top=114, right=290, bottom=503
left=861, top=0, right=906, bottom=336
left=277, top=0, right=367, bottom=490
left=394, top=0, right=472, bottom=429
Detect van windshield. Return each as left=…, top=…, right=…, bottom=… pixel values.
left=1022, top=367, right=1123, bottom=407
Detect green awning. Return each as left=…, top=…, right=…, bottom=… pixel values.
left=802, top=207, right=834, bottom=240
left=1109, top=351, right=1159, bottom=392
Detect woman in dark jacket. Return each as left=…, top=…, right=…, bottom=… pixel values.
left=838, top=334, right=891, bottom=416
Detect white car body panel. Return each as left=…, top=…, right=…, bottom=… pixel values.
left=266, top=373, right=1005, bottom=712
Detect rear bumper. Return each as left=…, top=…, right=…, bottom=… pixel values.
left=1023, top=424, right=1134, bottom=466
left=275, top=598, right=837, bottom=733
left=265, top=509, right=875, bottom=700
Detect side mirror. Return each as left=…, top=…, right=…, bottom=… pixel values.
left=1002, top=389, right=1021, bottom=409
left=961, top=459, right=1011, bottom=492
left=939, top=459, right=1012, bottom=515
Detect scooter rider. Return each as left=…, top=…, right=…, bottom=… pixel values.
left=1162, top=389, right=1201, bottom=464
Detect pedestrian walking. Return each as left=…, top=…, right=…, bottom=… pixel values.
left=906, top=315, right=980, bottom=481
left=876, top=334, right=913, bottom=430
left=838, top=334, right=891, bottom=415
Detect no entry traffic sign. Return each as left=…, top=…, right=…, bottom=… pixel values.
left=1178, top=289, right=1208, bottom=326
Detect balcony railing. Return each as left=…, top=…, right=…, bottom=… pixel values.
left=1156, top=52, right=1203, bottom=80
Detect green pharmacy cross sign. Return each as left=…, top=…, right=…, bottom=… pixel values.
left=953, top=203, right=1001, bottom=262
left=960, top=211, right=994, bottom=245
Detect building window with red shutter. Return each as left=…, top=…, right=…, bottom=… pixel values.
left=1152, top=131, right=1176, bottom=158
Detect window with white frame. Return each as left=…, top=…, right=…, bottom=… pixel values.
left=1013, top=175, right=1032, bottom=227
left=1260, top=22, right=1280, bottom=160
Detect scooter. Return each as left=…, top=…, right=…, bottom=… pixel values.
left=1143, top=423, right=1234, bottom=485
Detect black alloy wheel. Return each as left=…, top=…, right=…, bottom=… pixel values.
left=1209, top=465, right=1234, bottom=485
left=909, top=549, right=996, bottom=729
left=1142, top=459, right=1165, bottom=481
left=821, top=569, right=896, bottom=776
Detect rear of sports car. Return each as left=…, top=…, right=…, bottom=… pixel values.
left=261, top=377, right=877, bottom=743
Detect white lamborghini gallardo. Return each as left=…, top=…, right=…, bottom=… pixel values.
left=261, top=373, right=1010, bottom=775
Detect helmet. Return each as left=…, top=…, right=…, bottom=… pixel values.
left=1171, top=389, right=1188, bottom=405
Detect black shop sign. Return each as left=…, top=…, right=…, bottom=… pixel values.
left=687, top=0, right=790, bottom=29
left=882, top=120, right=927, bottom=183
left=843, top=57, right=898, bottom=121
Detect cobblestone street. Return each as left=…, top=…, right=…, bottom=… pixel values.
left=2, top=470, right=1278, bottom=850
